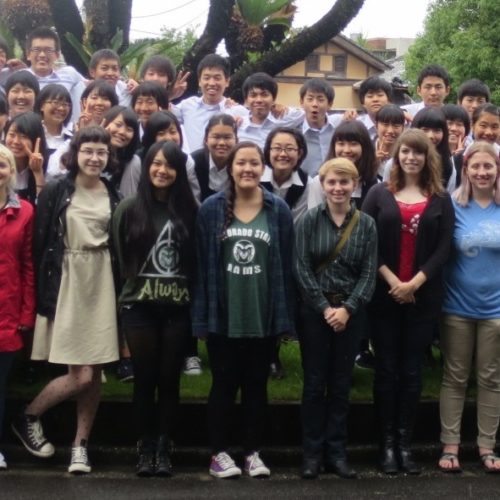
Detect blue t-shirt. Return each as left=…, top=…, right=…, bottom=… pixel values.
left=443, top=199, right=500, bottom=318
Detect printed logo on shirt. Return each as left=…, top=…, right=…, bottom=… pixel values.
left=233, top=240, right=255, bottom=264
left=460, top=220, right=500, bottom=257
left=225, top=227, right=270, bottom=276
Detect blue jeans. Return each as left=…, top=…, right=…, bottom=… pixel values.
left=299, top=303, right=364, bottom=461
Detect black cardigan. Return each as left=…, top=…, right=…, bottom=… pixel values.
left=361, top=182, right=454, bottom=316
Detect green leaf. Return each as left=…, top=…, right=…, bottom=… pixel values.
left=236, top=0, right=292, bottom=26
left=64, top=32, right=93, bottom=68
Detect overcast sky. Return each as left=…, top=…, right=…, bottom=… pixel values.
left=108, top=0, right=432, bottom=40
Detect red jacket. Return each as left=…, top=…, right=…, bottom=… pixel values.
left=0, top=195, right=35, bottom=352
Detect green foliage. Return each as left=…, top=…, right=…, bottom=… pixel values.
left=236, top=0, right=292, bottom=26
left=405, top=0, right=500, bottom=103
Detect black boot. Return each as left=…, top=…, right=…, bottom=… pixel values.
left=379, top=433, right=398, bottom=474
left=136, top=438, right=155, bottom=477
left=396, top=390, right=421, bottom=475
left=374, top=390, right=398, bottom=474
left=155, top=435, right=173, bottom=477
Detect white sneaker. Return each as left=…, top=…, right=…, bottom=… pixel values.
left=209, top=452, right=242, bottom=478
left=0, top=451, right=6, bottom=470
left=68, top=442, right=91, bottom=474
left=244, top=451, right=270, bottom=477
left=183, top=356, right=202, bottom=375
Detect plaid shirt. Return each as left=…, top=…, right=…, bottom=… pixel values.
left=294, top=202, right=378, bottom=314
left=192, top=189, right=295, bottom=337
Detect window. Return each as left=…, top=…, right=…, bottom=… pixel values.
left=306, top=54, right=320, bottom=72
left=334, top=55, right=347, bottom=76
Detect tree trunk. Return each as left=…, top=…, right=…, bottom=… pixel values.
left=109, top=0, right=133, bottom=52
left=46, top=0, right=87, bottom=75
left=84, top=0, right=112, bottom=49
left=182, top=0, right=236, bottom=95
left=227, top=0, right=365, bottom=99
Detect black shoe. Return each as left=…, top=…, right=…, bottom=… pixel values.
left=324, top=459, right=357, bottom=479
left=355, top=350, right=375, bottom=370
left=270, top=362, right=284, bottom=380
left=155, top=435, right=173, bottom=477
left=116, top=358, right=134, bottom=383
left=397, top=447, right=421, bottom=475
left=379, top=445, right=398, bottom=474
left=136, top=439, right=155, bottom=477
left=301, top=458, right=320, bottom=479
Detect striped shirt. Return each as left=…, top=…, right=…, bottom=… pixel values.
left=294, top=202, right=378, bottom=314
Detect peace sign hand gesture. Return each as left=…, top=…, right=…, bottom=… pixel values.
left=27, top=138, right=44, bottom=175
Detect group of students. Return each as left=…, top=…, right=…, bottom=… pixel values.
left=1, top=25, right=500, bottom=481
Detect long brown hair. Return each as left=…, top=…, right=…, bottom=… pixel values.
left=388, top=129, right=443, bottom=196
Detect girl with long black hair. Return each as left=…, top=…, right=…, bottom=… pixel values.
left=112, top=140, right=198, bottom=477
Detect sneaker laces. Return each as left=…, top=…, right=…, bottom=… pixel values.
left=216, top=452, right=235, bottom=468
left=71, top=446, right=88, bottom=464
left=186, top=357, right=201, bottom=369
left=247, top=452, right=264, bottom=467
left=28, top=419, right=47, bottom=446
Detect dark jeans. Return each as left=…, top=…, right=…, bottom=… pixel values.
left=121, top=303, right=190, bottom=439
left=299, top=303, right=364, bottom=461
left=370, top=302, right=435, bottom=436
left=0, top=352, right=16, bottom=440
left=206, top=335, right=274, bottom=454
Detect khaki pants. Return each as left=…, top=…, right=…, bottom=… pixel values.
left=440, top=314, right=500, bottom=449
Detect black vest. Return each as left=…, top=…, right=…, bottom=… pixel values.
left=260, top=168, right=309, bottom=209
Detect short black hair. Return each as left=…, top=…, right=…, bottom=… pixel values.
left=299, top=78, right=334, bottom=104
left=131, top=81, right=169, bottom=110
left=26, top=27, right=60, bottom=52
left=204, top=113, right=238, bottom=143
left=5, top=70, right=40, bottom=96
left=103, top=105, right=140, bottom=163
left=89, top=49, right=120, bottom=71
left=34, top=83, right=72, bottom=126
left=472, top=103, right=500, bottom=125
left=81, top=79, right=119, bottom=107
left=442, top=104, right=471, bottom=137
left=197, top=54, right=230, bottom=79
left=375, top=104, right=405, bottom=125
left=263, top=127, right=308, bottom=171
left=417, top=64, right=450, bottom=87
left=457, top=78, right=491, bottom=103
left=139, top=55, right=176, bottom=87
left=242, top=72, right=278, bottom=100
left=359, top=76, right=392, bottom=104
left=142, top=110, right=182, bottom=151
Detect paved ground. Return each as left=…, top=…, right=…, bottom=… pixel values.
left=2, top=445, right=500, bottom=499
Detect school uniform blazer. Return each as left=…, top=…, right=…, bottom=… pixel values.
left=361, top=182, right=454, bottom=317
left=192, top=189, right=295, bottom=338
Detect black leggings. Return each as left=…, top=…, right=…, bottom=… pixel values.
left=121, top=303, right=189, bottom=439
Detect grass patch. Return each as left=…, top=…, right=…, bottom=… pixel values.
left=8, top=343, right=473, bottom=402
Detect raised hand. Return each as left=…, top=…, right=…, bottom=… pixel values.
left=170, top=70, right=190, bottom=100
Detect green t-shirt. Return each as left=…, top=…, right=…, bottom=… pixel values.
left=222, top=209, right=270, bottom=337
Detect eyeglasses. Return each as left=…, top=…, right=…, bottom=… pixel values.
left=79, top=149, right=109, bottom=159
left=45, top=100, right=71, bottom=109
left=30, top=47, right=57, bottom=55
left=269, top=146, right=299, bottom=154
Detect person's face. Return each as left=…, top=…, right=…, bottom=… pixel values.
left=398, top=143, right=426, bottom=177
left=363, top=90, right=389, bottom=118
left=321, top=171, right=357, bottom=207
left=0, top=155, right=14, bottom=191
left=40, top=97, right=71, bottom=127
left=105, top=113, right=135, bottom=148
left=245, top=87, right=274, bottom=121
left=230, top=147, right=264, bottom=191
left=269, top=132, right=301, bottom=178
left=90, top=58, right=121, bottom=87
left=149, top=150, right=177, bottom=191
left=417, top=77, right=449, bottom=107
left=466, top=151, right=499, bottom=194
left=460, top=95, right=487, bottom=119
left=334, top=140, right=362, bottom=164
left=27, top=37, right=59, bottom=76
left=376, top=121, right=404, bottom=146
left=143, top=68, right=169, bottom=88
left=77, top=141, right=109, bottom=178
left=419, top=127, right=444, bottom=146
left=472, top=112, right=500, bottom=144
left=446, top=119, right=466, bottom=147
left=156, top=124, right=181, bottom=146
left=300, top=90, right=331, bottom=128
left=5, top=124, right=33, bottom=160
left=82, top=90, right=112, bottom=123
left=7, top=83, right=36, bottom=117
left=198, top=67, right=229, bottom=104
left=0, top=49, right=7, bottom=69
left=134, top=95, right=160, bottom=125
left=205, top=123, right=237, bottom=165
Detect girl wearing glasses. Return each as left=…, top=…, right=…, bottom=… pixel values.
left=12, top=127, right=121, bottom=475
